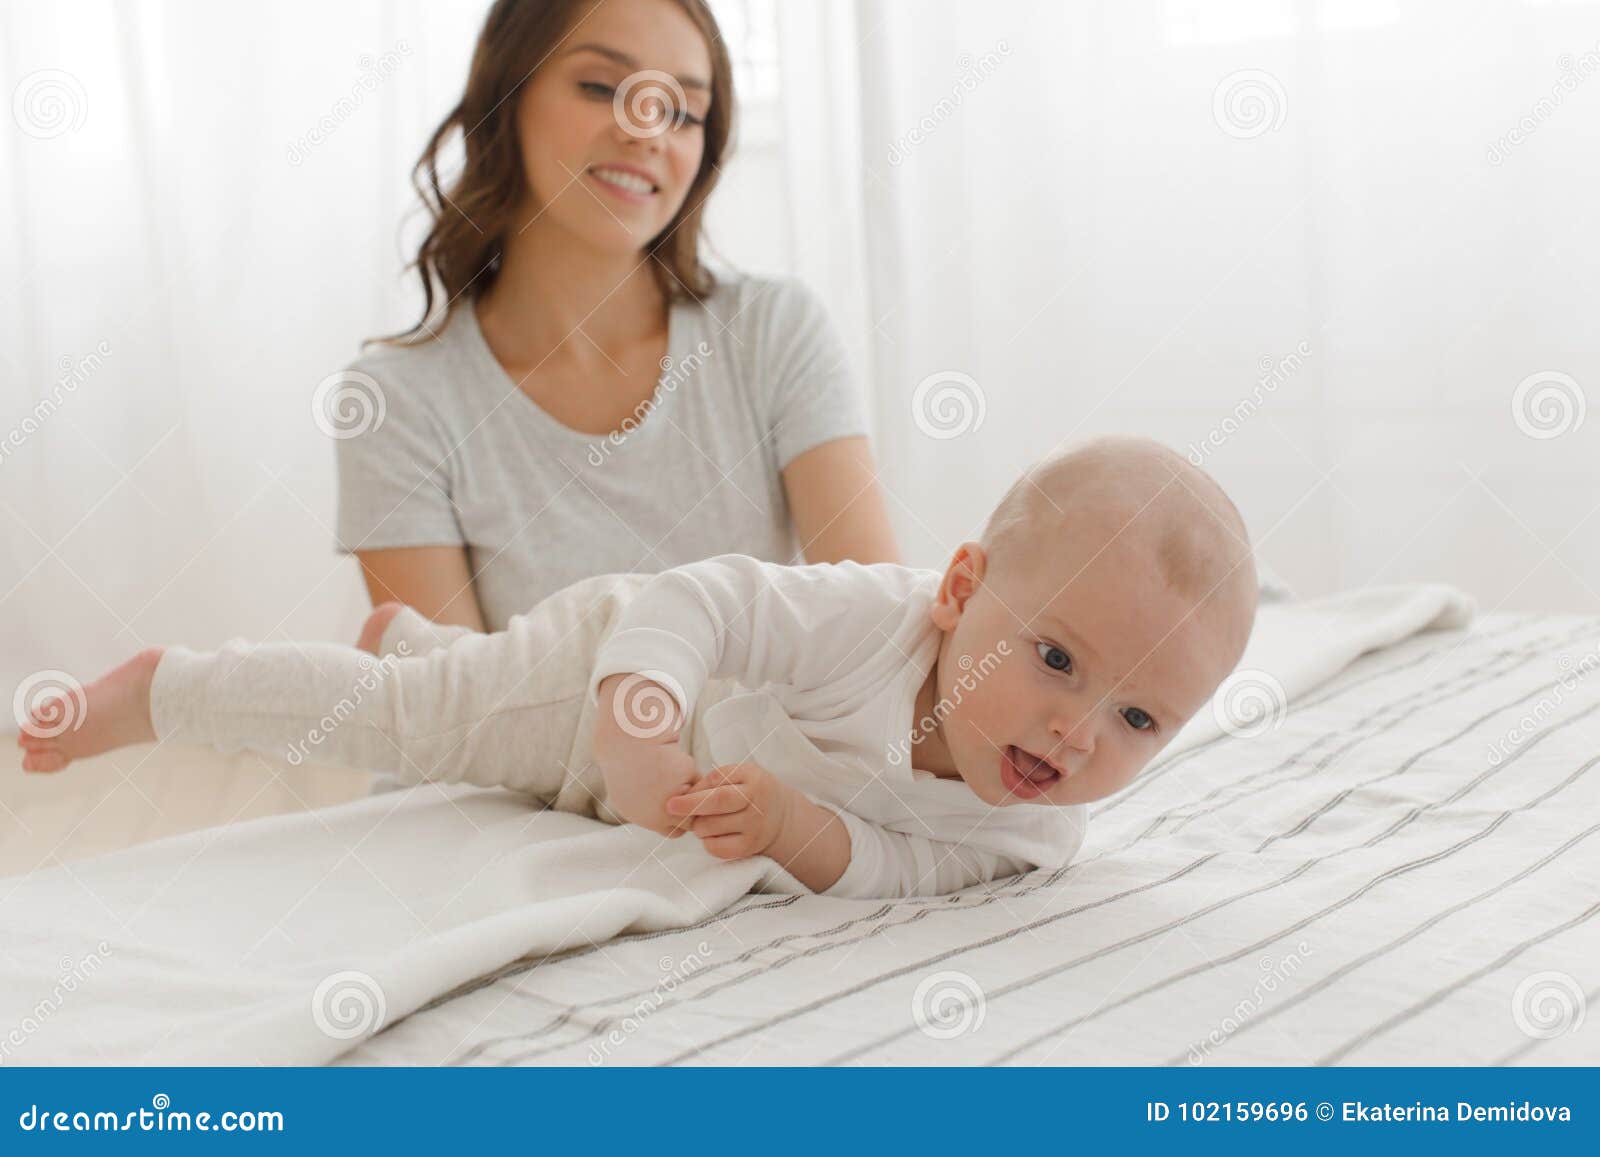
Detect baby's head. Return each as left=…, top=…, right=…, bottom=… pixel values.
left=923, top=435, right=1258, bottom=806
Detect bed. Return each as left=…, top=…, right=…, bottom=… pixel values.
left=334, top=609, right=1598, bottom=1066
left=3, top=599, right=1596, bottom=1065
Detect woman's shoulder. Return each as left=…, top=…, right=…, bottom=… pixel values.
left=334, top=308, right=487, bottom=434
left=344, top=307, right=479, bottom=389
left=691, top=269, right=832, bottom=340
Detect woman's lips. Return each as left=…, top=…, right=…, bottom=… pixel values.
left=587, top=165, right=659, bottom=205
left=1000, top=745, right=1060, bottom=800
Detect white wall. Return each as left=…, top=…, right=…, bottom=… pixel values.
left=3, top=0, right=1596, bottom=710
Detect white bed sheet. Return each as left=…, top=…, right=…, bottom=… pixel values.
left=343, top=609, right=1600, bottom=1066
left=7, top=588, right=1595, bottom=1065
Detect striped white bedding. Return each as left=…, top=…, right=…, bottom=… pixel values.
left=342, top=611, right=1600, bottom=1066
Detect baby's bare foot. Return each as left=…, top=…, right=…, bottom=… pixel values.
left=356, top=602, right=406, bottom=656
left=14, top=647, right=164, bottom=773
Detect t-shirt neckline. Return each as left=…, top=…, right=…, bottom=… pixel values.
left=456, top=296, right=685, bottom=448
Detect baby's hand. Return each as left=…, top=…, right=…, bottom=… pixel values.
left=665, top=762, right=792, bottom=861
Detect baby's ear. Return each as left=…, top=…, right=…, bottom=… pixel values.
left=930, top=541, right=987, bottom=630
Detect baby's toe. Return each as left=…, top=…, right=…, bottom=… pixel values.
left=21, top=748, right=68, bottom=773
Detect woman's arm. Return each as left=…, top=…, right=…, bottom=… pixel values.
left=353, top=545, right=488, bottom=631
left=782, top=436, right=901, bottom=565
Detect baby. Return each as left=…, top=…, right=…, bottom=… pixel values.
left=16, top=436, right=1258, bottom=900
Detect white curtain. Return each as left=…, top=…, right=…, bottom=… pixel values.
left=0, top=1, right=487, bottom=696
left=775, top=0, right=1600, bottom=612
left=4, top=0, right=1598, bottom=705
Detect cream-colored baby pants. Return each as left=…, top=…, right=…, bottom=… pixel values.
left=149, top=573, right=708, bottom=823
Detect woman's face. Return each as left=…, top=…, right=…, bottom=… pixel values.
left=512, top=0, right=713, bottom=255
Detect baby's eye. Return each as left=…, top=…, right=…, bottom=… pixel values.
left=1122, top=706, right=1154, bottom=732
left=1034, top=642, right=1072, bottom=673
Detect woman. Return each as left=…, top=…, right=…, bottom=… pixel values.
left=333, top=0, right=898, bottom=652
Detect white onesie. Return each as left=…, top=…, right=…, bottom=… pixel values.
left=583, top=554, right=1088, bottom=898
left=149, top=554, right=1087, bottom=900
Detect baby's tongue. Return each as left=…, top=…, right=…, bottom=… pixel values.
left=1016, top=749, right=1057, bottom=781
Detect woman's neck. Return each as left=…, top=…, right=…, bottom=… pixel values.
left=476, top=216, right=667, bottom=362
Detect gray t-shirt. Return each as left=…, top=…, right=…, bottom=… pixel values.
left=333, top=274, right=871, bottom=629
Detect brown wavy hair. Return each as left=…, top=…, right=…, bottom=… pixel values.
left=377, top=0, right=735, bottom=346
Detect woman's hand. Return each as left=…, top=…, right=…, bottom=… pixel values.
left=664, top=762, right=793, bottom=861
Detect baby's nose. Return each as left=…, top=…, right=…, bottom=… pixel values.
left=1049, top=713, right=1098, bottom=755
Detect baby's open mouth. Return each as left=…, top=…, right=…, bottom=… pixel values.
left=1000, top=745, right=1061, bottom=800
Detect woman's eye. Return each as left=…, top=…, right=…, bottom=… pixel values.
left=1122, top=707, right=1154, bottom=732
left=1034, top=642, right=1072, bottom=673
left=581, top=80, right=704, bottom=129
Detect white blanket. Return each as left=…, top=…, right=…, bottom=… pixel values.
left=0, top=583, right=1473, bottom=1065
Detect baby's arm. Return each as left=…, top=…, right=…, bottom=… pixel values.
left=587, top=554, right=912, bottom=839
left=585, top=553, right=918, bottom=727
left=664, top=762, right=851, bottom=890
left=667, top=763, right=1028, bottom=898
left=813, top=809, right=1031, bottom=898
